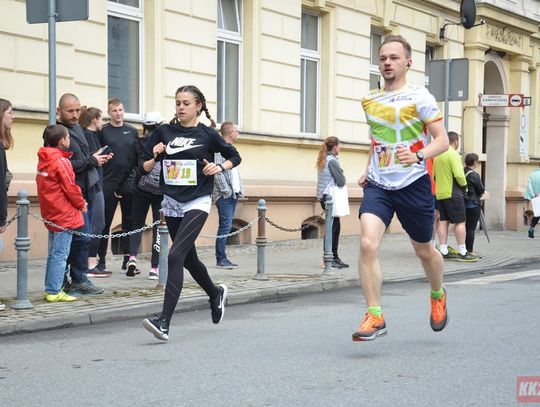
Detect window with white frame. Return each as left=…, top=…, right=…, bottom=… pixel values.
left=370, top=32, right=382, bottom=91
left=300, top=11, right=320, bottom=135
left=425, top=46, right=435, bottom=89
left=107, top=1, right=142, bottom=115
left=217, top=0, right=242, bottom=125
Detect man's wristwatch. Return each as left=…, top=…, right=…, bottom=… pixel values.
left=217, top=163, right=225, bottom=172
left=416, top=150, right=425, bottom=163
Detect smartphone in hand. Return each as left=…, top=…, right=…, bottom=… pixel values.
left=98, top=145, right=112, bottom=155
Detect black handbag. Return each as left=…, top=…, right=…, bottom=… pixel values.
left=138, top=162, right=162, bottom=195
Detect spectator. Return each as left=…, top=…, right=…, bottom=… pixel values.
left=98, top=98, right=138, bottom=273
left=524, top=165, right=540, bottom=238
left=0, top=98, right=15, bottom=311
left=126, top=111, right=164, bottom=279
left=316, top=136, right=349, bottom=269
left=37, top=125, right=87, bottom=302
left=434, top=131, right=478, bottom=262
left=57, top=93, right=108, bottom=295
left=213, top=121, right=244, bottom=269
left=464, top=153, right=485, bottom=254
left=79, top=106, right=111, bottom=277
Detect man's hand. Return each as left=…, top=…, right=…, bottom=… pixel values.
left=358, top=173, right=368, bottom=188
left=396, top=146, right=418, bottom=165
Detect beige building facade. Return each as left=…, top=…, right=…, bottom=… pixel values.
left=1, top=0, right=540, bottom=260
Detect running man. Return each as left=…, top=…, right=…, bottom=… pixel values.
left=354, top=35, right=450, bottom=341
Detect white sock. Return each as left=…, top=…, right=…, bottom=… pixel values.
left=439, top=244, right=448, bottom=255
left=457, top=244, right=467, bottom=256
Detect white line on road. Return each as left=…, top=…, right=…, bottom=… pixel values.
left=447, top=269, right=540, bottom=285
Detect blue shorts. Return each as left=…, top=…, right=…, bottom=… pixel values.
left=359, top=174, right=434, bottom=243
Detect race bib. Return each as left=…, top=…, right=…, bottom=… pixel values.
left=373, top=141, right=412, bottom=173
left=163, top=159, right=197, bottom=186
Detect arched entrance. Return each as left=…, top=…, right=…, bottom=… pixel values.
left=483, top=53, right=509, bottom=230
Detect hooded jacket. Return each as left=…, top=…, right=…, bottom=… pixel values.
left=36, top=147, right=85, bottom=232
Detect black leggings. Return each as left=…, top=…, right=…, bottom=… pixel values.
left=161, top=210, right=218, bottom=322
left=465, top=205, right=481, bottom=253
left=532, top=217, right=540, bottom=229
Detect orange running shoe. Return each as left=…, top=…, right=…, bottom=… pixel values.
left=430, top=286, right=449, bottom=332
left=352, top=312, right=387, bottom=341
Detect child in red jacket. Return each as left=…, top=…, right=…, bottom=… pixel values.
left=37, top=125, right=87, bottom=302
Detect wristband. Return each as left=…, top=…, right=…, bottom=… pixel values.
left=217, top=163, right=225, bottom=172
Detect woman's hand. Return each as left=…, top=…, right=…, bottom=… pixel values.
left=202, top=159, right=223, bottom=176
left=153, top=142, right=166, bottom=158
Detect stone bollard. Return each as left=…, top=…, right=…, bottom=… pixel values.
left=13, top=190, right=33, bottom=309
left=322, top=194, right=334, bottom=276
left=254, top=199, right=269, bottom=280
left=156, top=212, right=169, bottom=291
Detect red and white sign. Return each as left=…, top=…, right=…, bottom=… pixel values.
left=517, top=376, right=540, bottom=403
left=478, top=94, right=527, bottom=107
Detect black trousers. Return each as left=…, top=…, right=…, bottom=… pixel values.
left=161, top=210, right=218, bottom=322
left=97, top=182, right=133, bottom=265
left=465, top=205, right=481, bottom=253
left=321, top=200, right=341, bottom=259
left=129, top=192, right=162, bottom=267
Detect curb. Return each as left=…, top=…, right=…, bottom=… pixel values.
left=1, top=256, right=537, bottom=336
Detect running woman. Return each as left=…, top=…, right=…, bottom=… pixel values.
left=354, top=35, right=450, bottom=341
left=142, top=85, right=241, bottom=341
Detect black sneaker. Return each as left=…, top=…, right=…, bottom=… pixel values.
left=332, top=258, right=349, bottom=268
left=528, top=227, right=535, bottom=239
left=209, top=284, right=228, bottom=324
left=87, top=264, right=112, bottom=278
left=143, top=316, right=169, bottom=341
left=68, top=280, right=105, bottom=295
left=121, top=255, right=129, bottom=270
left=126, top=259, right=137, bottom=277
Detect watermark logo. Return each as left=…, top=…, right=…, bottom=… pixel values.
left=517, top=376, right=540, bottom=403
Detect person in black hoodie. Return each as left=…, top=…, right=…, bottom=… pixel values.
left=142, top=85, right=241, bottom=341
left=0, top=98, right=15, bottom=311
left=56, top=93, right=111, bottom=295
left=125, top=111, right=164, bottom=279
left=463, top=153, right=485, bottom=255
left=79, top=106, right=112, bottom=277
left=97, top=98, right=138, bottom=273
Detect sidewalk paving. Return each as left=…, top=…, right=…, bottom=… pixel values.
left=0, top=229, right=539, bottom=336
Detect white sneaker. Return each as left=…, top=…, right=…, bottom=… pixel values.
left=0, top=302, right=5, bottom=311
left=148, top=269, right=159, bottom=280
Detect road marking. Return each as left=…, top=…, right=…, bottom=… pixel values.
left=447, top=269, right=540, bottom=285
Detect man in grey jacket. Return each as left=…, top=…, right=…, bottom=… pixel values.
left=213, top=122, right=244, bottom=269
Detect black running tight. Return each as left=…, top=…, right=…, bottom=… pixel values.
left=161, top=210, right=219, bottom=321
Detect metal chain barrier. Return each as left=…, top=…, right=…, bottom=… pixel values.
left=4, top=208, right=20, bottom=228
left=199, top=216, right=260, bottom=239
left=28, top=210, right=160, bottom=239
left=265, top=210, right=326, bottom=233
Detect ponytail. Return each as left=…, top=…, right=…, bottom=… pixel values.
left=316, top=136, right=339, bottom=172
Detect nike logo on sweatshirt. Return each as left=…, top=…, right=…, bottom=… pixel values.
left=166, top=137, right=203, bottom=155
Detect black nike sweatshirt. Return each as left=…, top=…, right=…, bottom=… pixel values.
left=142, top=123, right=241, bottom=203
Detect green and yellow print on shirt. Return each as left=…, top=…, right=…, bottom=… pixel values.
left=361, top=83, right=442, bottom=190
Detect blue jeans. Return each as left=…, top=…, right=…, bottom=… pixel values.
left=45, top=230, right=73, bottom=294
left=67, top=211, right=91, bottom=284
left=88, top=190, right=105, bottom=258
left=215, top=196, right=237, bottom=262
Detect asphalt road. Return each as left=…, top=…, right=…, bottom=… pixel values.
left=1, top=267, right=538, bottom=407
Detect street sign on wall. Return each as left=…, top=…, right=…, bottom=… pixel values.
left=478, top=94, right=530, bottom=107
